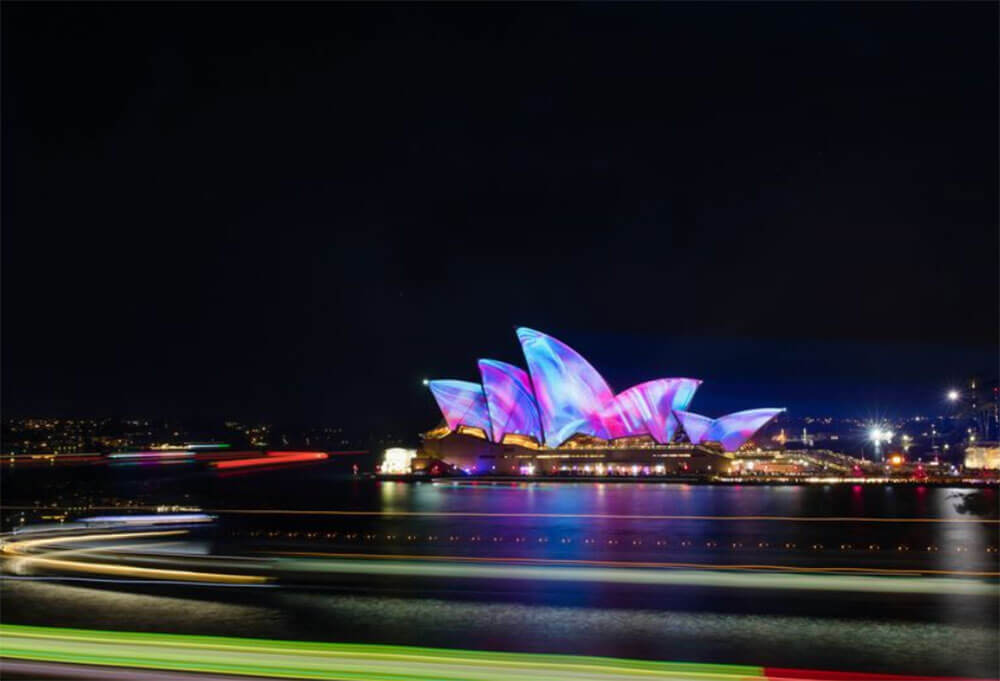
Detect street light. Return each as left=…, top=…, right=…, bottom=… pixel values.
left=868, top=426, right=893, bottom=462
left=947, top=389, right=960, bottom=402
left=869, top=428, right=892, bottom=444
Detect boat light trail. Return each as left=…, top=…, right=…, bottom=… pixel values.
left=271, top=550, right=1000, bottom=578
left=2, top=530, right=269, bottom=585
left=108, top=451, right=195, bottom=460
left=79, top=514, right=214, bottom=525
left=1, top=624, right=990, bottom=681
left=213, top=452, right=328, bottom=470
left=1, top=505, right=996, bottom=523
left=272, top=553, right=999, bottom=594
left=202, top=509, right=1000, bottom=523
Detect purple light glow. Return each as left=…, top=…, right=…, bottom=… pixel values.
left=673, top=410, right=714, bottom=445
left=425, top=329, right=782, bottom=453
left=704, top=408, right=785, bottom=451
left=675, top=408, right=784, bottom=451
left=428, top=380, right=493, bottom=437
left=478, top=359, right=542, bottom=443
left=602, top=378, right=702, bottom=442
left=516, top=327, right=615, bottom=447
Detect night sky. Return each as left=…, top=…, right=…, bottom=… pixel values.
left=3, top=3, right=997, bottom=437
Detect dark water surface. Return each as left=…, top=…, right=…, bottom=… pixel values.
left=2, top=461, right=998, bottom=677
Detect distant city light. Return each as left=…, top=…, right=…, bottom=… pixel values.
left=947, top=389, right=959, bottom=401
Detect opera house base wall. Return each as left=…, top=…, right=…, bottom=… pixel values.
left=419, top=431, right=734, bottom=478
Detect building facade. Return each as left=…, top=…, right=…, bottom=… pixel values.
left=418, top=328, right=784, bottom=475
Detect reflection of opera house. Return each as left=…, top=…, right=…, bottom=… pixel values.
left=418, top=328, right=784, bottom=477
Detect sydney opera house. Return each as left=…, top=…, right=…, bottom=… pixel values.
left=417, top=328, right=784, bottom=477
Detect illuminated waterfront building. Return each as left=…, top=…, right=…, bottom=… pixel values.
left=964, top=443, right=1000, bottom=470
left=418, top=328, right=784, bottom=475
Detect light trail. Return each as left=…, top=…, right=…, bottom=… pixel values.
left=271, top=550, right=1000, bottom=577
left=1, top=624, right=990, bottom=681
left=205, top=509, right=1000, bottom=523
left=1, top=575, right=276, bottom=587
left=272, top=554, right=1000, bottom=595
left=212, top=452, right=328, bottom=470
left=2, top=530, right=270, bottom=585
left=3, top=505, right=997, bottom=522
left=2, top=529, right=189, bottom=553
left=79, top=513, right=214, bottom=525
left=107, top=451, right=195, bottom=460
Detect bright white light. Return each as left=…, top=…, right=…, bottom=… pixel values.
left=947, top=390, right=959, bottom=401
left=381, top=448, right=416, bottom=474
left=422, top=379, right=430, bottom=386
left=868, top=427, right=893, bottom=444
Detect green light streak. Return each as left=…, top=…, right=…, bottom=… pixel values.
left=0, top=624, right=763, bottom=680
left=275, top=558, right=1000, bottom=595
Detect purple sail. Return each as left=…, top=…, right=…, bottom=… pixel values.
left=704, top=408, right=785, bottom=451
left=516, top=327, right=615, bottom=447
left=426, top=328, right=777, bottom=453
left=428, top=380, right=493, bottom=437
left=673, top=410, right=714, bottom=444
left=478, top=359, right=543, bottom=444
left=605, top=378, right=702, bottom=442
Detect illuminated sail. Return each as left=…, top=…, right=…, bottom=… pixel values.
left=704, top=408, right=785, bottom=451
left=478, top=359, right=543, bottom=443
left=517, top=327, right=615, bottom=447
left=428, top=380, right=492, bottom=437
left=605, top=378, right=702, bottom=443
left=673, top=410, right=714, bottom=444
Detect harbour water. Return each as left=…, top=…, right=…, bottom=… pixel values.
left=2, top=460, right=998, bottom=677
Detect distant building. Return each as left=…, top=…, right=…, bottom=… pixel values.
left=417, top=328, right=784, bottom=476
left=964, top=443, right=1000, bottom=470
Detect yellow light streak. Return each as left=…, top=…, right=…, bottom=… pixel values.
left=2, top=530, right=269, bottom=584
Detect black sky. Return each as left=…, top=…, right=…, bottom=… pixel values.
left=3, top=3, right=997, bottom=435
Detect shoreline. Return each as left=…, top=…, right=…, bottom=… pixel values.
left=378, top=474, right=998, bottom=487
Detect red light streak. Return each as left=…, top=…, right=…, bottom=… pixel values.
left=764, top=668, right=985, bottom=680
left=213, top=452, right=328, bottom=470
